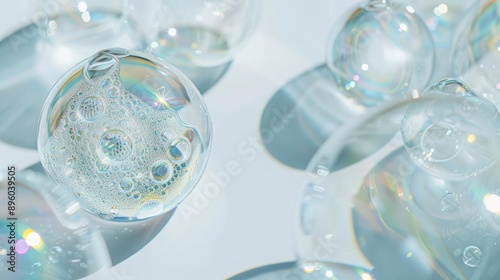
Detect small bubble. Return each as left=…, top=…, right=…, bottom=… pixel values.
left=152, top=161, right=172, bottom=182
left=96, top=160, right=109, bottom=172
left=135, top=146, right=144, bottom=156
left=133, top=191, right=141, bottom=200
left=169, top=138, right=191, bottom=163
left=421, top=125, right=462, bottom=163
left=78, top=96, right=104, bottom=121
left=440, top=192, right=461, bottom=213
left=119, top=179, right=133, bottom=192
left=99, top=130, right=133, bottom=161
left=108, top=88, right=118, bottom=98
left=463, top=246, right=482, bottom=267
left=48, top=246, right=63, bottom=263
left=69, top=112, right=77, bottom=122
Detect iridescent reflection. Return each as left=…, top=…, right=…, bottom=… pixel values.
left=327, top=0, right=434, bottom=108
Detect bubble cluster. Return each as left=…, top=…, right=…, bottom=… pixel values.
left=41, top=63, right=203, bottom=221
left=401, top=82, right=500, bottom=180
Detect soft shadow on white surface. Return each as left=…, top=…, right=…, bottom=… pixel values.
left=260, top=64, right=360, bottom=170
left=20, top=163, right=175, bottom=267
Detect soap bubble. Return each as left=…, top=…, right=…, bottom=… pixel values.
left=0, top=170, right=110, bottom=279
left=297, top=95, right=500, bottom=279
left=326, top=0, right=434, bottom=108
left=401, top=78, right=500, bottom=180
left=38, top=48, right=212, bottom=221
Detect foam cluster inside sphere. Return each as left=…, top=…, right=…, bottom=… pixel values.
left=38, top=48, right=211, bottom=221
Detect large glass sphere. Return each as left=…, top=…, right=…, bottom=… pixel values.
left=452, top=0, right=500, bottom=109
left=326, top=0, right=435, bottom=108
left=0, top=170, right=110, bottom=279
left=296, top=92, right=500, bottom=279
left=38, top=48, right=212, bottom=221
left=132, top=0, right=261, bottom=68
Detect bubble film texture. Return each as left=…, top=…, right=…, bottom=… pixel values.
left=326, top=0, right=434, bottom=108
left=38, top=49, right=211, bottom=221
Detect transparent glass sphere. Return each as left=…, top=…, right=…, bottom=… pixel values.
left=0, top=170, right=110, bottom=279
left=38, top=48, right=212, bottom=221
left=133, top=0, right=261, bottom=68
left=297, top=93, right=500, bottom=279
left=37, top=0, right=128, bottom=45
left=452, top=0, right=500, bottom=108
left=326, top=0, right=435, bottom=108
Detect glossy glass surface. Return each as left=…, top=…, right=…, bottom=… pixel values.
left=38, top=48, right=212, bottom=221
left=326, top=0, right=434, bottom=108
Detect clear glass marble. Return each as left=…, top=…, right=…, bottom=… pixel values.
left=131, top=0, right=261, bottom=68
left=326, top=0, right=435, bottom=108
left=0, top=170, right=110, bottom=279
left=38, top=48, right=212, bottom=221
left=296, top=86, right=500, bottom=279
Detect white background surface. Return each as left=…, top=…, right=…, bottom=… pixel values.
left=0, top=1, right=359, bottom=279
